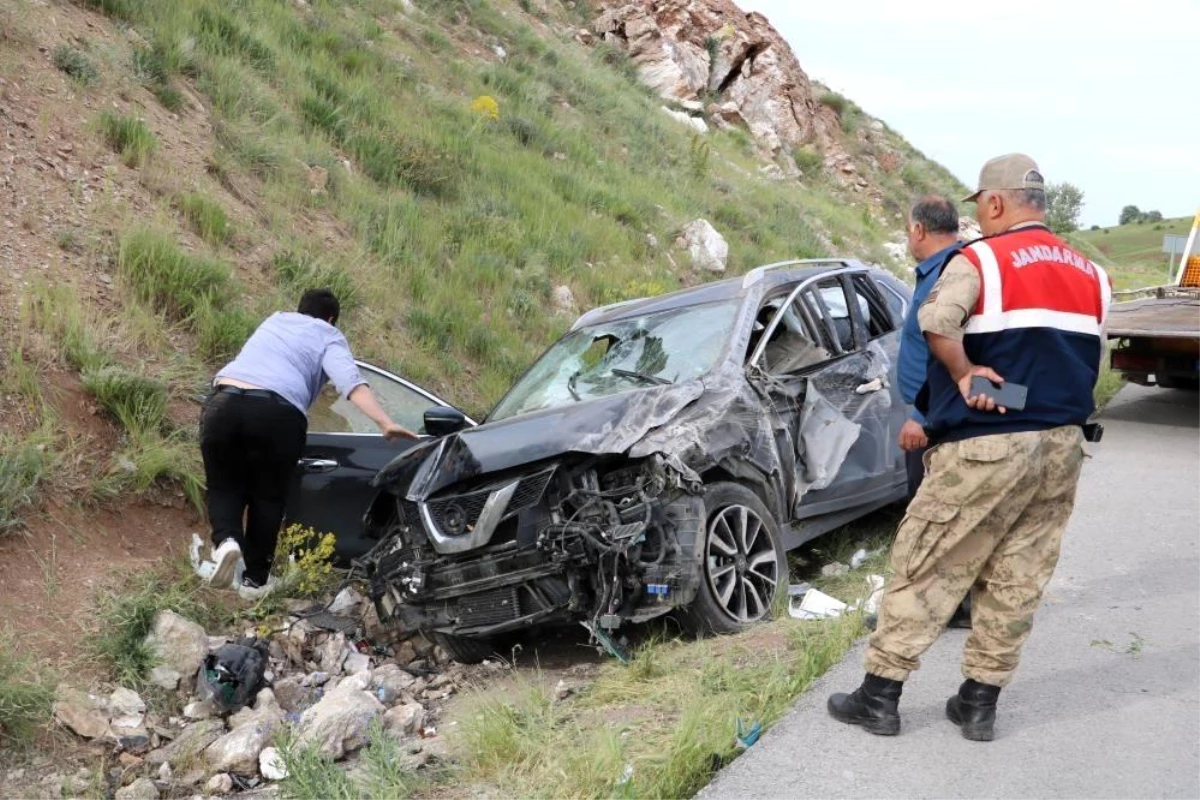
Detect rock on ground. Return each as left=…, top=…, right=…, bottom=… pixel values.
left=115, top=777, right=160, bottom=800
left=296, top=680, right=384, bottom=759
left=144, top=610, right=209, bottom=678
left=52, top=685, right=110, bottom=740
left=205, top=773, right=233, bottom=795
left=207, top=690, right=285, bottom=774
left=679, top=219, right=729, bottom=273
left=382, top=702, right=426, bottom=736
left=259, top=747, right=288, bottom=781
left=145, top=719, right=225, bottom=767
left=148, top=665, right=182, bottom=690
left=371, top=664, right=417, bottom=705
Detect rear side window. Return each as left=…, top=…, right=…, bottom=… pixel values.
left=851, top=274, right=901, bottom=339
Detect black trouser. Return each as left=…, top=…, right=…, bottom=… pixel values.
left=905, top=442, right=972, bottom=626
left=200, top=390, right=306, bottom=584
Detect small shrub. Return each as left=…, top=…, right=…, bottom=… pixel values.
left=117, top=228, right=232, bottom=319
left=81, top=365, right=168, bottom=438
left=192, top=299, right=256, bottom=363
left=273, top=251, right=358, bottom=309
left=94, top=434, right=204, bottom=511
left=26, top=281, right=111, bottom=372
left=52, top=44, right=99, bottom=86
left=0, top=437, right=53, bottom=534
left=793, top=147, right=823, bottom=176
left=178, top=192, right=230, bottom=244
left=818, top=91, right=847, bottom=116
left=347, top=130, right=462, bottom=197
left=277, top=524, right=337, bottom=596
left=151, top=84, right=184, bottom=112
left=0, top=635, right=53, bottom=747
left=470, top=94, right=501, bottom=122
left=688, top=132, right=711, bottom=179
left=96, top=110, right=156, bottom=167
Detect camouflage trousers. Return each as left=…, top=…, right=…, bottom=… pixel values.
left=865, top=425, right=1086, bottom=687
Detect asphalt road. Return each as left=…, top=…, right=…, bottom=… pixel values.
left=701, top=384, right=1200, bottom=800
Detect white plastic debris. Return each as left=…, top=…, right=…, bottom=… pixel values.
left=788, top=588, right=847, bottom=619
left=861, top=574, right=886, bottom=615
left=850, top=548, right=869, bottom=569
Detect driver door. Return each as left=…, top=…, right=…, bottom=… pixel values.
left=285, top=362, right=473, bottom=562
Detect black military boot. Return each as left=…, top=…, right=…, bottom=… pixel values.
left=945, top=679, right=1001, bottom=741
left=946, top=594, right=972, bottom=629
left=827, top=673, right=903, bottom=735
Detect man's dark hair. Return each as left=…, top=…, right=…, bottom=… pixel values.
left=910, top=195, right=959, bottom=235
left=298, top=288, right=340, bottom=325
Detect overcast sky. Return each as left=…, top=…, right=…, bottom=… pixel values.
left=739, top=0, right=1200, bottom=227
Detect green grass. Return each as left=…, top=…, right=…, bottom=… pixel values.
left=0, top=633, right=54, bottom=747
left=81, top=365, right=168, bottom=438
left=96, top=110, right=157, bottom=167
left=0, top=434, right=55, bottom=534
left=1075, top=216, right=1192, bottom=290
left=178, top=191, right=231, bottom=244
left=52, top=44, right=99, bottom=86
left=24, top=281, right=112, bottom=373
left=278, top=721, right=428, bottom=800
left=118, top=228, right=231, bottom=317
left=456, top=615, right=863, bottom=799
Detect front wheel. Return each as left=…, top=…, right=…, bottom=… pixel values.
left=681, top=482, right=786, bottom=635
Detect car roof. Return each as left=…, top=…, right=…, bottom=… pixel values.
left=571, top=258, right=884, bottom=330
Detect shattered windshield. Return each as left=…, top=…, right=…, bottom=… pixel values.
left=488, top=299, right=740, bottom=421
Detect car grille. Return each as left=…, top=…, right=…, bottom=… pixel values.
left=425, top=466, right=554, bottom=538
left=457, top=586, right=520, bottom=627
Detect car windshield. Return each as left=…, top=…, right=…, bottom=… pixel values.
left=488, top=299, right=740, bottom=421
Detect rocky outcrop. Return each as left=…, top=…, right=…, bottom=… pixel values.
left=592, top=1, right=846, bottom=160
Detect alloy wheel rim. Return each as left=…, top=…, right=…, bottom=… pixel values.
left=704, top=504, right=778, bottom=622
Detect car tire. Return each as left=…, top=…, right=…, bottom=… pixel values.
left=682, top=482, right=786, bottom=635
left=430, top=631, right=497, bottom=664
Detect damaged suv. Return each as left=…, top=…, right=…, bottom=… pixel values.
left=288, top=260, right=912, bottom=662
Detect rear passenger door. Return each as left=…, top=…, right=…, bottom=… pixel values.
left=285, top=362, right=473, bottom=563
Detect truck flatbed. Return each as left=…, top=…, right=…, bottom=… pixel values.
left=1106, top=291, right=1200, bottom=340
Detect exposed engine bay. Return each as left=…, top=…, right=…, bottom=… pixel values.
left=362, top=455, right=706, bottom=640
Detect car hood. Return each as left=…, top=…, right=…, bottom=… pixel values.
left=372, top=380, right=706, bottom=499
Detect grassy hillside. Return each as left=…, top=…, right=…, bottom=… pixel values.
left=1076, top=216, right=1193, bottom=290
left=0, top=0, right=965, bottom=537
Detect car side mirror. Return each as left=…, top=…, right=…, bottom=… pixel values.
left=424, top=405, right=468, bottom=437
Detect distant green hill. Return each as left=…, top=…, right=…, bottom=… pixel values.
left=1075, top=216, right=1193, bottom=290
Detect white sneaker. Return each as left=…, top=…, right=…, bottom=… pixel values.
left=209, top=538, right=243, bottom=588
left=238, top=575, right=280, bottom=602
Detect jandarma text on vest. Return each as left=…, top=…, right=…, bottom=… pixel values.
left=1009, top=245, right=1095, bottom=275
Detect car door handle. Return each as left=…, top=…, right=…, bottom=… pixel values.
left=298, top=458, right=339, bottom=474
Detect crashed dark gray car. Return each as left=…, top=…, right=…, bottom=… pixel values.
left=349, top=260, right=912, bottom=661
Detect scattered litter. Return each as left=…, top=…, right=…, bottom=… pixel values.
left=849, top=548, right=868, bottom=569
left=820, top=562, right=849, bottom=577
left=735, top=718, right=762, bottom=748
left=787, top=582, right=812, bottom=597
left=582, top=621, right=630, bottom=664
left=616, top=763, right=634, bottom=787
left=197, top=639, right=268, bottom=714
left=788, top=588, right=847, bottom=620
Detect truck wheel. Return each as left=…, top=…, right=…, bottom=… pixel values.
left=682, top=482, right=786, bottom=635
left=1157, top=376, right=1199, bottom=391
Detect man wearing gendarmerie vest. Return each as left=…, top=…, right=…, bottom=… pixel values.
left=201, top=288, right=418, bottom=601
left=827, top=154, right=1111, bottom=740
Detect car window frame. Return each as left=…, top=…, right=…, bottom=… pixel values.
left=307, top=361, right=476, bottom=436
left=748, top=266, right=874, bottom=371
left=849, top=273, right=900, bottom=340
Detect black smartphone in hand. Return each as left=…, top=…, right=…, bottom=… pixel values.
left=968, top=376, right=1028, bottom=411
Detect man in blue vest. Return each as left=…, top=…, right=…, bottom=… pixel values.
left=827, top=154, right=1110, bottom=741
left=897, top=195, right=972, bottom=630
